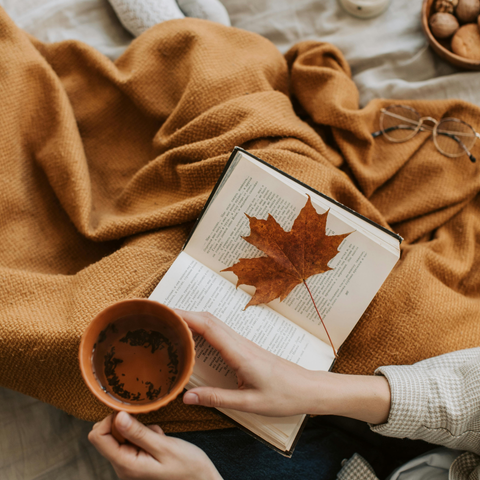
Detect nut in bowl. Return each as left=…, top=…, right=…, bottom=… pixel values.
left=79, top=299, right=195, bottom=440
left=423, top=0, right=480, bottom=69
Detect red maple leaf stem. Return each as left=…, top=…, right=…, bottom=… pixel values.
left=302, top=280, right=337, bottom=358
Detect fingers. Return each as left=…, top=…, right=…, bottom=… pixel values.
left=174, top=310, right=244, bottom=370
left=88, top=414, right=122, bottom=461
left=147, top=424, right=164, bottom=435
left=92, top=414, right=113, bottom=434
left=183, top=387, right=255, bottom=412
left=114, top=412, right=167, bottom=455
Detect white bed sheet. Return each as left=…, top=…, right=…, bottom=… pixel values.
left=1, top=0, right=479, bottom=478
left=226, top=0, right=480, bottom=106
left=2, top=0, right=480, bottom=106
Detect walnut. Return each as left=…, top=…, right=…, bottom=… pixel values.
left=456, top=0, right=480, bottom=23
left=435, top=0, right=459, bottom=14
left=429, top=12, right=460, bottom=38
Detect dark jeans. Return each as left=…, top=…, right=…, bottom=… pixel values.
left=171, top=415, right=434, bottom=480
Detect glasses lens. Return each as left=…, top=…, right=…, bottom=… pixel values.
left=381, top=105, right=421, bottom=142
left=435, top=119, right=477, bottom=158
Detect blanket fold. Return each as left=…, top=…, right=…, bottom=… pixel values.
left=1, top=7, right=479, bottom=431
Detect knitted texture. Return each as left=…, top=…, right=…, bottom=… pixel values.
left=109, top=0, right=185, bottom=36
left=108, top=0, right=230, bottom=37
left=1, top=9, right=480, bottom=432
left=177, top=0, right=230, bottom=26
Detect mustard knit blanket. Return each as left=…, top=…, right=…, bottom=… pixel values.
left=1, top=8, right=479, bottom=431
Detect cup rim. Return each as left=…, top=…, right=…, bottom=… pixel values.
left=78, top=298, right=195, bottom=414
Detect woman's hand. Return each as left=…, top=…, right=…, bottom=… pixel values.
left=179, top=310, right=391, bottom=424
left=179, top=309, right=326, bottom=417
left=88, top=412, right=222, bottom=480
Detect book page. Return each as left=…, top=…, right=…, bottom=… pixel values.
left=149, top=252, right=334, bottom=447
left=252, top=159, right=400, bottom=253
left=184, top=153, right=399, bottom=348
left=150, top=252, right=334, bottom=383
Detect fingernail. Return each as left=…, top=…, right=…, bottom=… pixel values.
left=183, top=392, right=199, bottom=405
left=117, top=411, right=132, bottom=429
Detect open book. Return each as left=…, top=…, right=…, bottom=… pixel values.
left=149, top=147, right=402, bottom=456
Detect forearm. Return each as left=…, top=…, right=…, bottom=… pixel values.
left=306, top=371, right=391, bottom=425
left=305, top=349, right=480, bottom=455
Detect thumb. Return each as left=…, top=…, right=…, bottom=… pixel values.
left=183, top=387, right=253, bottom=411
left=115, top=411, right=166, bottom=454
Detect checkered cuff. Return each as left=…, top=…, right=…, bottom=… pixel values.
left=370, top=364, right=429, bottom=438
left=337, top=453, right=378, bottom=480
left=369, top=348, right=480, bottom=448
left=450, top=451, right=480, bottom=479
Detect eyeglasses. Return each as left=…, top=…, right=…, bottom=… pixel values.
left=371, top=105, right=480, bottom=163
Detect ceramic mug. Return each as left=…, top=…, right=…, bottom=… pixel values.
left=79, top=299, right=195, bottom=442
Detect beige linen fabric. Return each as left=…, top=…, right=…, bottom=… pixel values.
left=1, top=7, right=480, bottom=431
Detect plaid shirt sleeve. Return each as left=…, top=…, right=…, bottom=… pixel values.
left=370, top=347, right=480, bottom=454
left=336, top=453, right=378, bottom=480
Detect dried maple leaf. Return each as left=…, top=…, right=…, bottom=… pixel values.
left=222, top=196, right=352, bottom=307
left=222, top=195, right=353, bottom=357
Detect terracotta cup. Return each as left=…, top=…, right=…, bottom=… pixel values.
left=79, top=299, right=195, bottom=442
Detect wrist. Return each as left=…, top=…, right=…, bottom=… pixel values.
left=309, top=371, right=391, bottom=425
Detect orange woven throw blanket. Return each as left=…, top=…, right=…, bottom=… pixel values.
left=1, top=7, right=479, bottom=432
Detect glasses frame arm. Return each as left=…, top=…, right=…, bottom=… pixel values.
left=371, top=125, right=477, bottom=163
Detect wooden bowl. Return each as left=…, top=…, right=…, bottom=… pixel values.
left=422, top=0, right=480, bottom=70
